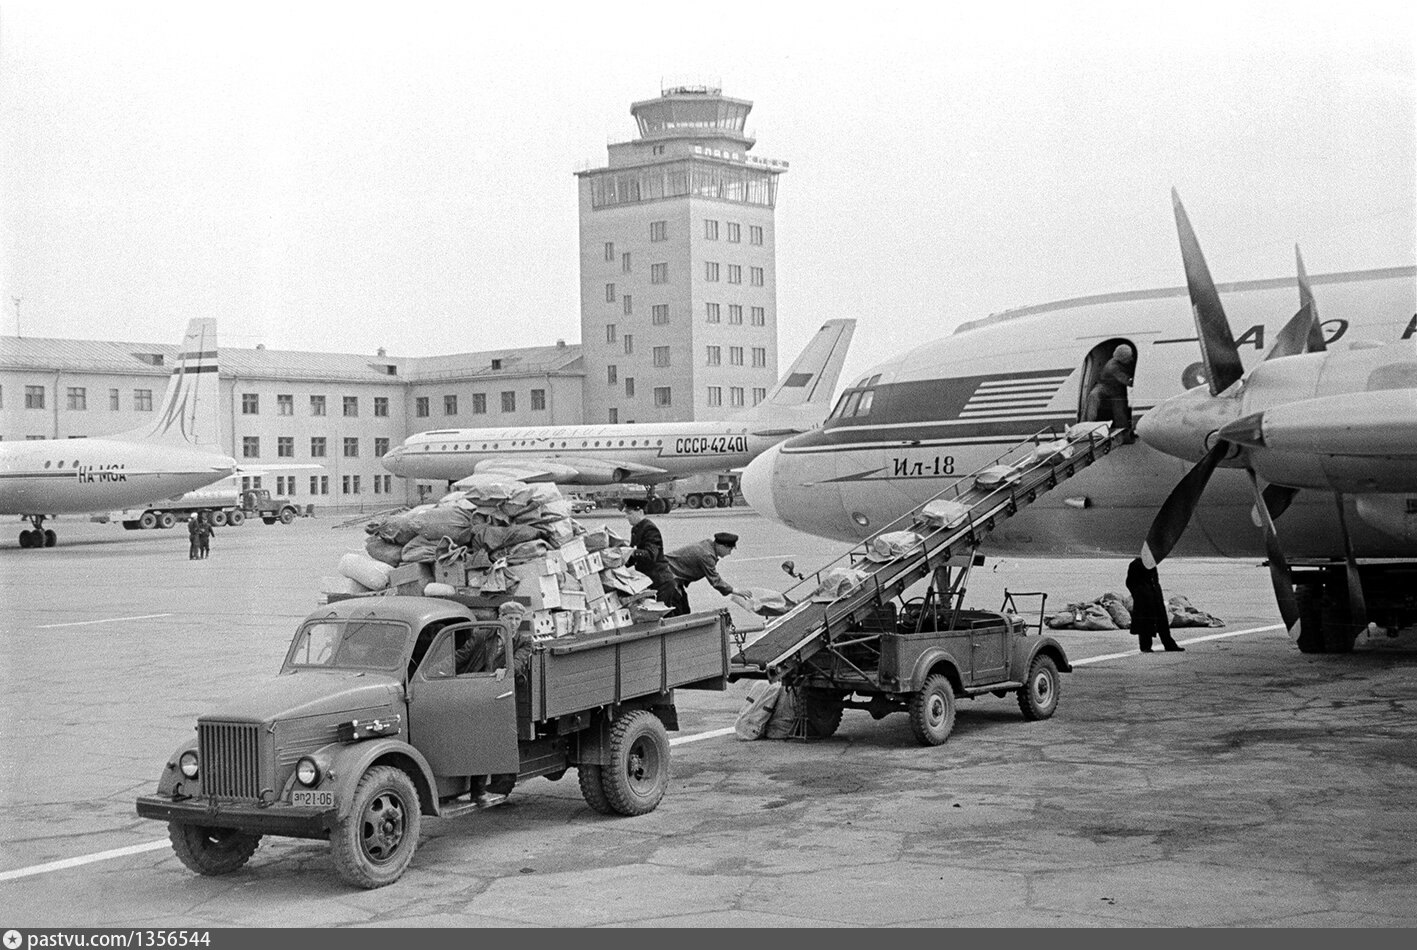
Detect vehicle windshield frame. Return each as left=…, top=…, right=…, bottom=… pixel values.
left=282, top=617, right=413, bottom=673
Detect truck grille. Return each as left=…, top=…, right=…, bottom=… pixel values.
left=199, top=722, right=262, bottom=799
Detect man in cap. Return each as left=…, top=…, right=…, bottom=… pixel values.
left=621, top=497, right=680, bottom=610
left=1084, top=343, right=1136, bottom=433
left=664, top=532, right=739, bottom=617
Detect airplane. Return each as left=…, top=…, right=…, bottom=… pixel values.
left=0, top=318, right=238, bottom=548
left=381, top=319, right=856, bottom=512
left=741, top=192, right=1417, bottom=654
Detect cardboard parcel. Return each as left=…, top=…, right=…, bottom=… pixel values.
left=326, top=477, right=657, bottom=637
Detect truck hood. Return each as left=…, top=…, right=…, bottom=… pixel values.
left=199, top=672, right=403, bottom=724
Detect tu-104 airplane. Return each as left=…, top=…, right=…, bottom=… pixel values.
left=381, top=319, right=855, bottom=512
left=0, top=318, right=237, bottom=548
left=742, top=192, right=1417, bottom=654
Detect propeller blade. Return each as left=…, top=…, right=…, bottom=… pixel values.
left=1296, top=246, right=1326, bottom=353
left=1261, top=483, right=1299, bottom=521
left=1332, top=493, right=1370, bottom=629
left=1172, top=189, right=1245, bottom=395
left=1264, top=301, right=1316, bottom=362
left=1141, top=439, right=1228, bottom=568
left=1247, top=469, right=1301, bottom=639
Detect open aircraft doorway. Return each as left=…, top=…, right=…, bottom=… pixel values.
left=1077, top=337, right=1138, bottom=429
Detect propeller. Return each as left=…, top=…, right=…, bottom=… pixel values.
left=1138, top=192, right=1357, bottom=641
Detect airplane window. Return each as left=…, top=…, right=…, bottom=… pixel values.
left=618, top=441, right=625, bottom=447
left=581, top=441, right=587, bottom=447
left=44, top=461, right=52, bottom=469
left=842, top=392, right=863, bottom=417
left=595, top=441, right=601, bottom=447
left=867, top=374, right=881, bottom=386
left=829, top=393, right=852, bottom=420
left=57, top=461, right=65, bottom=468
left=74, top=460, right=79, bottom=467
left=856, top=390, right=875, bottom=415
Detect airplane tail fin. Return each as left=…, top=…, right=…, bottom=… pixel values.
left=114, top=318, right=223, bottom=449
left=736, top=319, right=856, bottom=430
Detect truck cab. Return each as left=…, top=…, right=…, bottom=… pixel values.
left=241, top=488, right=300, bottom=525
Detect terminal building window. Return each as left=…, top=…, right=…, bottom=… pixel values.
left=309, top=475, right=328, bottom=495
left=278, top=394, right=294, bottom=415
left=707, top=386, right=722, bottom=407
left=750, top=225, right=763, bottom=245
left=727, top=264, right=741, bottom=284
left=502, top=391, right=516, bottom=412
left=609, top=408, right=618, bottom=423
left=604, top=241, right=615, bottom=261
left=730, top=387, right=745, bottom=408
left=751, top=306, right=765, bottom=326
left=752, top=347, right=766, bottom=367
left=606, top=283, right=616, bottom=303
left=606, top=324, right=617, bottom=343
left=343, top=396, right=358, bottom=418
left=531, top=389, right=546, bottom=411
left=707, top=346, right=721, bottom=366
left=242, top=393, right=259, bottom=414
left=625, top=378, right=635, bottom=398
left=652, top=304, right=669, bottom=325
left=311, top=395, right=326, bottom=416
left=278, top=436, right=294, bottom=458
left=588, top=161, right=777, bottom=210
left=374, top=397, right=389, bottom=417
left=242, top=436, right=260, bottom=458
left=444, top=395, right=458, bottom=415
left=109, top=388, right=120, bottom=410
left=415, top=396, right=429, bottom=418
left=623, top=252, right=631, bottom=273
left=624, top=334, right=634, bottom=355
left=344, top=437, right=359, bottom=458
left=135, top=389, right=153, bottom=412
left=651, top=263, right=668, bottom=284
left=650, top=220, right=667, bottom=242
left=729, top=346, right=744, bottom=366
left=311, top=437, right=327, bottom=458
left=727, top=222, right=741, bottom=243
left=623, top=294, right=633, bottom=315
left=67, top=387, right=86, bottom=411
left=653, top=346, right=671, bottom=367
left=704, top=219, right=719, bottom=240
left=608, top=365, right=617, bottom=385
left=706, top=302, right=720, bottom=323
left=750, top=266, right=764, bottom=286
left=375, top=437, right=390, bottom=457
left=653, top=387, right=672, bottom=407
left=473, top=393, right=487, bottom=414
left=705, top=262, right=720, bottom=282
left=728, top=304, right=742, bottom=325
left=753, top=387, right=766, bottom=405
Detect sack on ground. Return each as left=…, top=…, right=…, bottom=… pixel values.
left=734, top=681, right=783, bottom=740
left=1168, top=595, right=1224, bottom=627
left=1097, top=593, right=1132, bottom=628
left=763, top=686, right=800, bottom=739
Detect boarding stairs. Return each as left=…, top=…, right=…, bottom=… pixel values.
left=731, top=424, right=1130, bottom=681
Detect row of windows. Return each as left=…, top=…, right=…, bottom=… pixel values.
left=702, top=263, right=764, bottom=285
left=413, top=389, right=547, bottom=418
left=241, top=394, right=391, bottom=418
left=705, top=303, right=767, bottom=325
left=240, top=436, right=392, bottom=460
left=249, top=473, right=393, bottom=497
left=705, top=386, right=765, bottom=408
left=705, top=346, right=768, bottom=367
left=5, top=385, right=154, bottom=411
left=702, top=220, right=764, bottom=244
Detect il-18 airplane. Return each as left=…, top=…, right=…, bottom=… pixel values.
left=381, top=319, right=855, bottom=512
left=0, top=318, right=237, bottom=548
left=743, top=193, right=1417, bottom=654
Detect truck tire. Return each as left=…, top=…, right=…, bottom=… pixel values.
left=331, top=765, right=421, bottom=889
left=599, top=709, right=670, bottom=816
left=168, top=823, right=261, bottom=876
left=1018, top=655, right=1061, bottom=721
left=908, top=674, right=957, bottom=746
left=157, top=512, right=177, bottom=529
left=122, top=521, right=141, bottom=530
left=210, top=510, right=227, bottom=527
left=797, top=686, right=845, bottom=738
left=227, top=510, right=245, bottom=526
left=139, top=512, right=158, bottom=530
left=685, top=494, right=702, bottom=509
left=262, top=517, right=277, bottom=525
left=577, top=765, right=615, bottom=815
left=279, top=508, right=297, bottom=525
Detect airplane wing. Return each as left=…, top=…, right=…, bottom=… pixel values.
left=467, top=456, right=669, bottom=486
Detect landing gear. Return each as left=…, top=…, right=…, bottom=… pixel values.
left=17, top=515, right=56, bottom=549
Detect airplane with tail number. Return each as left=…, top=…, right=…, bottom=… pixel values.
left=382, top=319, right=855, bottom=512
left=742, top=194, right=1416, bottom=654
left=0, top=318, right=237, bottom=548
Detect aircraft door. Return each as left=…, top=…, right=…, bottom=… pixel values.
left=1078, top=338, right=1138, bottom=428
left=408, top=623, right=520, bottom=776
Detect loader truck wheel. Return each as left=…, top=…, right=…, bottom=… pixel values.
left=1017, top=655, right=1061, bottom=721
left=210, top=511, right=227, bottom=527
left=331, top=765, right=421, bottom=889
left=578, top=765, right=615, bottom=815
left=599, top=709, right=670, bottom=816
left=797, top=686, right=846, bottom=738
left=168, top=823, right=261, bottom=876
left=158, top=512, right=177, bottom=529
left=139, top=512, right=158, bottom=530
left=908, top=674, right=957, bottom=746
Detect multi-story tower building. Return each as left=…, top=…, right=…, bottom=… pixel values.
left=576, top=86, right=787, bottom=424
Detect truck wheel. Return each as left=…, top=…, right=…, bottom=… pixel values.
left=139, top=512, right=158, bottom=530
left=685, top=494, right=702, bottom=509
left=908, top=674, right=957, bottom=746
left=228, top=510, right=245, bottom=526
left=157, top=512, right=177, bottom=529
left=168, top=823, right=261, bottom=876
left=599, top=709, right=670, bottom=815
left=262, top=517, right=276, bottom=525
left=331, top=766, right=421, bottom=889
left=122, top=520, right=141, bottom=530
left=797, top=687, right=845, bottom=738
left=210, top=511, right=227, bottom=527
left=279, top=508, right=296, bottom=525
left=1018, top=655, right=1061, bottom=721
left=577, top=765, right=615, bottom=815
left=701, top=493, right=719, bottom=509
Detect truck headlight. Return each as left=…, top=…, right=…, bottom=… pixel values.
left=295, top=757, right=321, bottom=787
left=179, top=751, right=199, bottom=779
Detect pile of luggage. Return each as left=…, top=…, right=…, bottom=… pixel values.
left=320, top=476, right=662, bottom=638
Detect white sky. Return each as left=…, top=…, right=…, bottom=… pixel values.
left=2, top=0, right=1413, bottom=385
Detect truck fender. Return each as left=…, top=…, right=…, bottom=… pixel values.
left=1014, top=636, right=1072, bottom=676
left=153, top=736, right=200, bottom=798
left=908, top=650, right=964, bottom=695
left=325, top=738, right=441, bottom=819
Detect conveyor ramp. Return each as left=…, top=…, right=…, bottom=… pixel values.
left=734, top=425, right=1129, bottom=679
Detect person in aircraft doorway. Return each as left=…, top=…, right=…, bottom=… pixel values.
left=1085, top=343, right=1136, bottom=436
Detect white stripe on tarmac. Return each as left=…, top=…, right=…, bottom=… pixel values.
left=37, top=613, right=171, bottom=629
left=0, top=624, right=1282, bottom=883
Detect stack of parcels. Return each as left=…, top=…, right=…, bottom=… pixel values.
left=322, top=476, right=658, bottom=638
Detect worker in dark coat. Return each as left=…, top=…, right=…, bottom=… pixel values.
left=1085, top=343, right=1136, bottom=432
left=622, top=497, right=680, bottom=610
left=1125, top=557, right=1184, bottom=653
left=664, top=532, right=739, bottom=617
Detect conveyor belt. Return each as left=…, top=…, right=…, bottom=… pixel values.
left=735, top=425, right=1129, bottom=679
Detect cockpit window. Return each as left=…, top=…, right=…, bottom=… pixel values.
left=285, top=620, right=409, bottom=671
left=829, top=386, right=876, bottom=421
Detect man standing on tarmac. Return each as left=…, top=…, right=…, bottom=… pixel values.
left=664, top=532, right=739, bottom=617
left=622, top=498, right=679, bottom=610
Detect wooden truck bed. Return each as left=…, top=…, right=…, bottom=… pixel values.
left=526, top=609, right=731, bottom=721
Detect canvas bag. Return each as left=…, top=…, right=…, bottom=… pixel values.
left=734, top=681, right=783, bottom=740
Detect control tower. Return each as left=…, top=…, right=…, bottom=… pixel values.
left=576, top=86, right=788, bottom=423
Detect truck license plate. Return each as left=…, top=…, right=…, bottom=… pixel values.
left=291, top=790, right=335, bottom=808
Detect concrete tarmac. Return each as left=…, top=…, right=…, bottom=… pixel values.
left=2, top=510, right=1414, bottom=927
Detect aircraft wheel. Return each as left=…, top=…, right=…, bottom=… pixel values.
left=19, top=530, right=33, bottom=548
left=701, top=493, right=719, bottom=509
left=43, top=529, right=57, bottom=547
left=685, top=494, right=702, bottom=509
left=139, top=512, right=158, bottom=530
